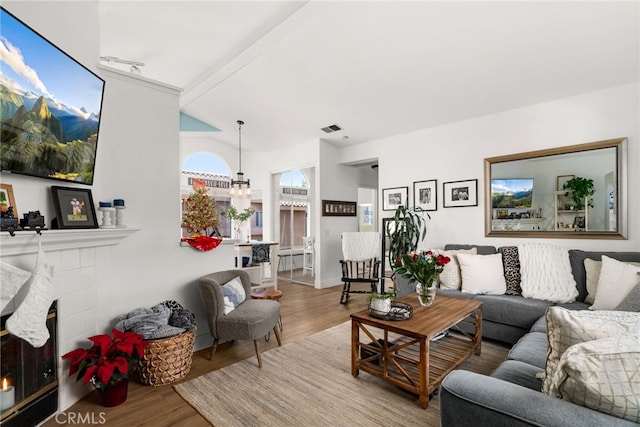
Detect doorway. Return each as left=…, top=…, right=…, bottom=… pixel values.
left=273, top=167, right=315, bottom=285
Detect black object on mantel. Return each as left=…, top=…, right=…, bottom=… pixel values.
left=20, top=211, right=45, bottom=229
left=1, top=206, right=21, bottom=235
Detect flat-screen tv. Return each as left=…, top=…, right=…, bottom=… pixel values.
left=491, top=178, right=534, bottom=209
left=0, top=6, right=105, bottom=185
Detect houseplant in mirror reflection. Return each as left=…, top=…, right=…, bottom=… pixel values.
left=562, top=176, right=595, bottom=210
left=393, top=250, right=450, bottom=306
left=62, top=329, right=147, bottom=407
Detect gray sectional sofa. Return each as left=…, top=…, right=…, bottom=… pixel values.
left=436, top=244, right=640, bottom=344
left=437, top=244, right=640, bottom=426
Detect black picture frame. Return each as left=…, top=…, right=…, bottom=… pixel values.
left=413, top=179, right=437, bottom=211
left=50, top=186, right=98, bottom=229
left=443, top=179, right=478, bottom=208
left=573, top=216, right=586, bottom=229
left=382, top=187, right=408, bottom=211
left=322, top=200, right=357, bottom=216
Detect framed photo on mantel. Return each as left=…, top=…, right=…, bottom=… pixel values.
left=50, top=186, right=98, bottom=229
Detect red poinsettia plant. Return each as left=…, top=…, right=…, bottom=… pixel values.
left=393, top=250, right=451, bottom=287
left=62, top=329, right=148, bottom=391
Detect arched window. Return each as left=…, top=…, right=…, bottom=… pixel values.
left=181, top=152, right=264, bottom=240
left=181, top=152, right=232, bottom=237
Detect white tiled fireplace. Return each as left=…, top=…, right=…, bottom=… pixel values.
left=0, top=228, right=137, bottom=414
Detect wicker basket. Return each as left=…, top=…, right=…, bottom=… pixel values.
left=137, top=330, right=195, bottom=386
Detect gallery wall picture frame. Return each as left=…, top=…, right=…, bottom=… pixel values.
left=443, top=179, right=478, bottom=208
left=556, top=174, right=575, bottom=191
left=322, top=200, right=357, bottom=216
left=413, top=179, right=437, bottom=211
left=0, top=183, right=18, bottom=217
left=382, top=187, right=408, bottom=211
left=50, top=186, right=98, bottom=229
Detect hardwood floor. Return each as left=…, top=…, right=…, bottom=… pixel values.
left=45, top=281, right=369, bottom=426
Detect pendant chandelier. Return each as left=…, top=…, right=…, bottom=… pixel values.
left=229, top=120, right=251, bottom=197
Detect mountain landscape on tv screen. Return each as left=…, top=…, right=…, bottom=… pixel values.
left=0, top=82, right=100, bottom=183
left=0, top=7, right=104, bottom=184
left=491, top=179, right=534, bottom=209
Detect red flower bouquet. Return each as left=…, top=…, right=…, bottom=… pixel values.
left=393, top=250, right=451, bottom=287
left=62, top=329, right=148, bottom=391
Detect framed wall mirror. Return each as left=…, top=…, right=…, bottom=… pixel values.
left=484, top=137, right=627, bottom=239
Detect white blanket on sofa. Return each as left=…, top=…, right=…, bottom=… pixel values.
left=518, top=243, right=578, bottom=303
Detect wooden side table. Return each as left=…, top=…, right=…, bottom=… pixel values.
left=251, top=289, right=284, bottom=334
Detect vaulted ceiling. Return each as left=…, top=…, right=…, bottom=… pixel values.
left=98, top=1, right=639, bottom=151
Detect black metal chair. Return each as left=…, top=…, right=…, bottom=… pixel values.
left=339, top=232, right=382, bottom=304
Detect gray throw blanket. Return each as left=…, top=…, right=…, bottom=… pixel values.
left=115, top=303, right=171, bottom=338
left=115, top=300, right=196, bottom=339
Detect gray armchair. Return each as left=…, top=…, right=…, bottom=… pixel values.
left=198, top=270, right=282, bottom=367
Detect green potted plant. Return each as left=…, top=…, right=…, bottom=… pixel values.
left=367, top=288, right=398, bottom=314
left=385, top=206, right=428, bottom=276
left=562, top=177, right=595, bottom=210
left=221, top=206, right=256, bottom=242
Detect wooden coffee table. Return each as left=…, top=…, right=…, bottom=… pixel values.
left=350, top=295, right=482, bottom=408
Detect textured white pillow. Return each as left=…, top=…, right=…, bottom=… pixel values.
left=438, top=248, right=477, bottom=290
left=548, top=334, right=640, bottom=423
left=458, top=253, right=506, bottom=295
left=518, top=243, right=577, bottom=303
left=591, top=256, right=640, bottom=310
left=542, top=307, right=640, bottom=395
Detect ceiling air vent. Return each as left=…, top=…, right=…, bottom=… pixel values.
left=321, top=124, right=342, bottom=133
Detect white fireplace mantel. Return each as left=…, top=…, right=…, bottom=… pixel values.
left=0, top=227, right=140, bottom=257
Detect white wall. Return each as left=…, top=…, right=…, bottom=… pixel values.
left=1, top=2, right=238, bottom=410
left=339, top=82, right=640, bottom=252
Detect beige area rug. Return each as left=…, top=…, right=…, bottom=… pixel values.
left=174, top=321, right=508, bottom=427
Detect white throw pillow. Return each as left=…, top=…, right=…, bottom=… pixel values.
left=548, top=334, right=640, bottom=423
left=585, top=258, right=640, bottom=305
left=221, top=277, right=246, bottom=314
left=458, top=253, right=506, bottom=295
left=438, top=248, right=477, bottom=290
left=518, top=243, right=577, bottom=303
left=590, top=256, right=640, bottom=310
left=542, top=306, right=640, bottom=395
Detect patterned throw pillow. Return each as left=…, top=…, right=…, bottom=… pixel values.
left=438, top=248, right=477, bottom=290
left=548, top=334, right=640, bottom=423
left=498, top=246, right=521, bottom=295
left=542, top=307, right=640, bottom=395
left=221, top=277, right=246, bottom=314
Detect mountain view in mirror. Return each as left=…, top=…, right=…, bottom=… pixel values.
left=484, top=138, right=627, bottom=239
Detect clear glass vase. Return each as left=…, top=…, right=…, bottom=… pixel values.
left=415, top=282, right=436, bottom=307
